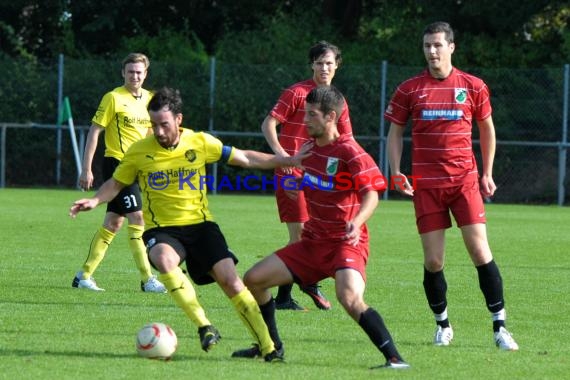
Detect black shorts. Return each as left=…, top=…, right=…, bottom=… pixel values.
left=103, top=157, right=142, bottom=215
left=142, top=221, right=238, bottom=285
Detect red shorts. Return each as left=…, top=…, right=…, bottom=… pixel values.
left=413, top=181, right=487, bottom=234
left=275, top=238, right=368, bottom=285
left=275, top=173, right=309, bottom=223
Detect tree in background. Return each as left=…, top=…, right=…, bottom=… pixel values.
left=0, top=1, right=568, bottom=66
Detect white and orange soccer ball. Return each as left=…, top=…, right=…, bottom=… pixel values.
left=136, top=322, right=178, bottom=360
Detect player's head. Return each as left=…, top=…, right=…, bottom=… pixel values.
left=149, top=87, right=183, bottom=114
left=148, top=87, right=183, bottom=148
left=304, top=85, right=345, bottom=137
left=121, top=53, right=149, bottom=92
left=309, top=41, right=342, bottom=66
left=423, top=21, right=454, bottom=44
left=422, top=21, right=455, bottom=77
left=309, top=41, right=341, bottom=86
left=122, top=52, right=150, bottom=70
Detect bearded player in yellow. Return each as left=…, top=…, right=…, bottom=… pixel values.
left=69, top=87, right=305, bottom=359
left=71, top=53, right=165, bottom=293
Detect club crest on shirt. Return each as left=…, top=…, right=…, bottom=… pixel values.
left=326, top=157, right=339, bottom=175
left=455, top=88, right=467, bottom=104
left=185, top=149, right=197, bottom=162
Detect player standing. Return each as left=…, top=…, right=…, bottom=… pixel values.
left=385, top=21, right=519, bottom=350
left=261, top=41, right=352, bottom=310
left=71, top=53, right=165, bottom=293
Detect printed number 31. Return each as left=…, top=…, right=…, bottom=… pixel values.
left=124, top=194, right=138, bottom=209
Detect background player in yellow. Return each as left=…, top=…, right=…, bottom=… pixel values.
left=69, top=87, right=307, bottom=359
left=71, top=52, right=165, bottom=293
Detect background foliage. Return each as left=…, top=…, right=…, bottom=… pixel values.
left=0, top=1, right=568, bottom=66
left=0, top=1, right=569, bottom=204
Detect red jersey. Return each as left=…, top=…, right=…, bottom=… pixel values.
left=300, top=134, right=386, bottom=241
left=270, top=79, right=352, bottom=156
left=384, top=68, right=492, bottom=189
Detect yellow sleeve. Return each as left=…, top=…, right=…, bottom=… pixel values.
left=92, top=92, right=115, bottom=128
left=201, top=132, right=230, bottom=163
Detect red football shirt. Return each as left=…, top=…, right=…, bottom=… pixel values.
left=299, top=134, right=386, bottom=241
left=384, top=68, right=492, bottom=189
left=270, top=79, right=352, bottom=156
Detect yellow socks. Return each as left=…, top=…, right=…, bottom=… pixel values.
left=82, top=226, right=115, bottom=279
left=231, top=288, right=275, bottom=356
left=127, top=224, right=153, bottom=282
left=159, top=268, right=210, bottom=327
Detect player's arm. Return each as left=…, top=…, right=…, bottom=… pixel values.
left=227, top=143, right=311, bottom=170
left=69, top=178, right=126, bottom=218
left=477, top=116, right=497, bottom=197
left=261, top=115, right=287, bottom=156
left=387, top=122, right=414, bottom=196
left=345, top=190, right=379, bottom=246
left=79, top=123, right=104, bottom=191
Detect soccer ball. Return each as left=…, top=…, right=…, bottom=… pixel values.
left=136, top=322, right=178, bottom=360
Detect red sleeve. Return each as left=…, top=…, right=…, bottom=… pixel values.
left=384, top=84, right=411, bottom=126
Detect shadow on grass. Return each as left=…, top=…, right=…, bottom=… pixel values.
left=0, top=348, right=205, bottom=361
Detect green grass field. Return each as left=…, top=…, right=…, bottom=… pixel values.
left=0, top=188, right=568, bottom=379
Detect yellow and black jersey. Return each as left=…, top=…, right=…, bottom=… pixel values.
left=113, top=128, right=235, bottom=228
left=93, top=86, right=152, bottom=160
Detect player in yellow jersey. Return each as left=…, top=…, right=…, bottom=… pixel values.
left=71, top=53, right=165, bottom=293
left=69, top=87, right=306, bottom=360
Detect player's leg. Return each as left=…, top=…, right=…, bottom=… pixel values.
left=420, top=228, right=454, bottom=346
left=233, top=253, right=293, bottom=360
left=454, top=182, right=518, bottom=350
left=209, top=258, right=277, bottom=358
left=72, top=211, right=123, bottom=291
left=415, top=188, right=454, bottom=346
left=146, top=231, right=217, bottom=352
left=120, top=182, right=165, bottom=293
left=274, top=221, right=306, bottom=310
left=460, top=224, right=519, bottom=350
left=335, top=268, right=409, bottom=369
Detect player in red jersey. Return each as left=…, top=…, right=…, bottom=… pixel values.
left=385, top=21, right=518, bottom=351
left=261, top=41, right=352, bottom=311
left=233, top=86, right=409, bottom=369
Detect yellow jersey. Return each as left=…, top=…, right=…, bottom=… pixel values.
left=113, top=128, right=234, bottom=228
left=92, top=86, right=152, bottom=160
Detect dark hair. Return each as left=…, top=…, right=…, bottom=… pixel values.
left=122, top=52, right=150, bottom=70
left=308, top=41, right=342, bottom=66
left=306, top=85, right=345, bottom=121
left=148, top=87, right=183, bottom=114
left=423, top=21, right=454, bottom=43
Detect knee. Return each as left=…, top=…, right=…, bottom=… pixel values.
left=243, top=269, right=259, bottom=289
left=127, top=211, right=144, bottom=225
left=149, top=250, right=179, bottom=273
left=104, top=219, right=123, bottom=233
left=337, top=288, right=358, bottom=310
left=424, top=255, right=444, bottom=272
left=337, top=293, right=366, bottom=320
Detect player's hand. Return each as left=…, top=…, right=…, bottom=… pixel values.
left=69, top=198, right=98, bottom=218
left=344, top=221, right=361, bottom=246
left=480, top=174, right=496, bottom=198
left=292, top=142, right=313, bottom=167
left=392, top=173, right=414, bottom=197
left=273, top=150, right=294, bottom=174
left=79, top=170, right=94, bottom=191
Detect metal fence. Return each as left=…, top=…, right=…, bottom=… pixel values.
left=0, top=56, right=568, bottom=205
